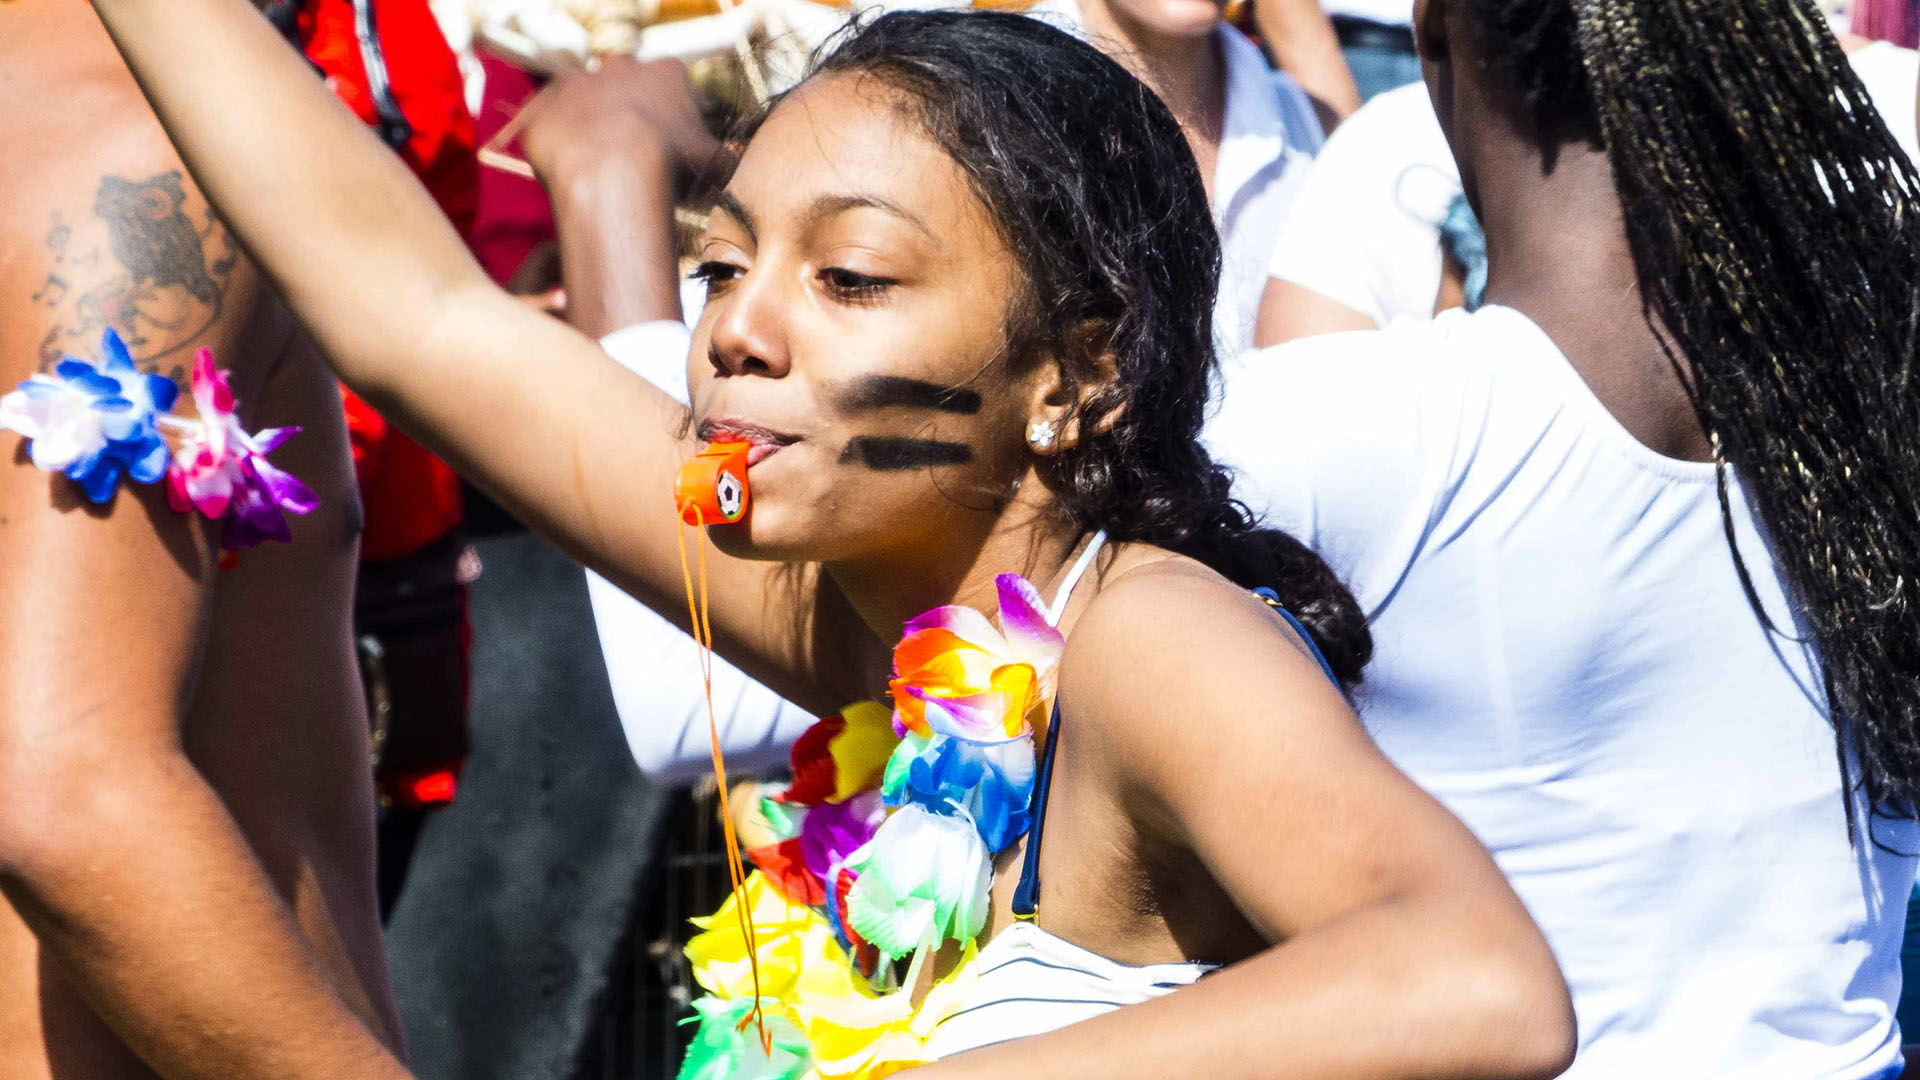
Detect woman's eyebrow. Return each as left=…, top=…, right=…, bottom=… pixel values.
left=805, top=192, right=936, bottom=240
left=712, top=190, right=756, bottom=243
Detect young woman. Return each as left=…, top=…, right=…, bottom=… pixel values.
left=85, top=3, right=1573, bottom=1076
left=572, top=0, right=1336, bottom=786
left=1215, top=0, right=1920, bottom=1074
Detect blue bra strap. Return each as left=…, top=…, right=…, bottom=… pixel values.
left=1010, top=700, right=1063, bottom=921
left=1252, top=587, right=1341, bottom=689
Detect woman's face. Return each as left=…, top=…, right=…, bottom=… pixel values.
left=1093, top=0, right=1224, bottom=42
left=685, top=73, right=1045, bottom=565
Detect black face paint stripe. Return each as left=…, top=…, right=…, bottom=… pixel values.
left=840, top=437, right=974, bottom=470
left=836, top=375, right=983, bottom=416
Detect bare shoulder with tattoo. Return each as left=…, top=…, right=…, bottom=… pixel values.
left=28, top=171, right=242, bottom=380
left=0, top=11, right=396, bottom=1076
left=0, top=10, right=281, bottom=397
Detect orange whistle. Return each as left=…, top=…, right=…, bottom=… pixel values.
left=676, top=441, right=751, bottom=526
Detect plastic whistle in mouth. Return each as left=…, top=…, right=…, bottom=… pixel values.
left=676, top=441, right=751, bottom=526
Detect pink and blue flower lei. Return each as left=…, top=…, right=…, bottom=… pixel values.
left=0, top=328, right=316, bottom=549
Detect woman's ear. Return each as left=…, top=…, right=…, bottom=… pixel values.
left=1023, top=323, right=1122, bottom=456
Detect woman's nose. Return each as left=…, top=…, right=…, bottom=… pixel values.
left=706, top=269, right=792, bottom=379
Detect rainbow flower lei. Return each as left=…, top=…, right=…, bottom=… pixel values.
left=0, top=329, right=315, bottom=549
left=679, top=574, right=1065, bottom=1080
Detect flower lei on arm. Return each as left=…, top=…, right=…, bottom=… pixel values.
left=0, top=329, right=316, bottom=549
left=677, top=575, right=1065, bottom=1080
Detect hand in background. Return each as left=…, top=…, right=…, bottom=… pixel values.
left=515, top=57, right=727, bottom=336
left=519, top=57, right=729, bottom=201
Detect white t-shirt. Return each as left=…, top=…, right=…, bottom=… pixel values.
left=1847, top=41, right=1920, bottom=166
left=1267, top=81, right=1455, bottom=328
left=1321, top=0, right=1409, bottom=26
left=1210, top=305, right=1918, bottom=1079
left=1210, top=25, right=1325, bottom=351
left=587, top=320, right=815, bottom=783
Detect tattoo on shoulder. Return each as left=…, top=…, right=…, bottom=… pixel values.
left=28, top=170, right=238, bottom=384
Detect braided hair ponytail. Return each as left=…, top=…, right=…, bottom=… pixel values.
left=1474, top=0, right=1920, bottom=822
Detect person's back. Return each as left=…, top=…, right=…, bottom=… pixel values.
left=1217, top=0, right=1920, bottom=1073
left=0, top=5, right=401, bottom=1076
left=1217, top=307, right=1917, bottom=1076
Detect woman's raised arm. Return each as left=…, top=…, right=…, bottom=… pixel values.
left=86, top=0, right=855, bottom=711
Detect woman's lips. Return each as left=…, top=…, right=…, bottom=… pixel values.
left=696, top=419, right=798, bottom=468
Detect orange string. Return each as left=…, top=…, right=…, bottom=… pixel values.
left=675, top=504, right=771, bottom=1053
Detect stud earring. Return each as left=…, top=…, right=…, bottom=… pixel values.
left=1027, top=420, right=1058, bottom=452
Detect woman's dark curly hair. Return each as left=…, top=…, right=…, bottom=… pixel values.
left=740, top=9, right=1371, bottom=684
left=1469, top=0, right=1920, bottom=827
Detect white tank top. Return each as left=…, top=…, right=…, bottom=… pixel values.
left=1212, top=305, right=1919, bottom=1079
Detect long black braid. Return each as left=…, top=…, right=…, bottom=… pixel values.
left=1472, top=0, right=1920, bottom=827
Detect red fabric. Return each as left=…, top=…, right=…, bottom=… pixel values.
left=1854, top=0, right=1920, bottom=47
left=470, top=56, right=558, bottom=287
left=299, top=0, right=480, bottom=233
left=300, top=0, right=476, bottom=561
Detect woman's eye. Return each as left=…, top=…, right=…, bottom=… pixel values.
left=819, top=267, right=894, bottom=303
left=689, top=261, right=743, bottom=292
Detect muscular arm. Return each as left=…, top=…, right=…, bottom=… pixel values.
left=0, top=103, right=409, bottom=1079
left=918, top=563, right=1574, bottom=1079
left=1251, top=0, right=1360, bottom=123
left=89, top=0, right=857, bottom=711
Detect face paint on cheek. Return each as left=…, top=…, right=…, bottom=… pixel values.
left=839, top=436, right=974, bottom=471
left=834, top=375, right=984, bottom=416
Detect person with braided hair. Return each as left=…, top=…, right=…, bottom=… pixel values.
left=1218, top=0, right=1920, bottom=1075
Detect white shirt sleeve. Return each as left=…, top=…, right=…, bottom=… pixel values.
left=1265, top=83, right=1456, bottom=329
left=588, top=320, right=816, bottom=784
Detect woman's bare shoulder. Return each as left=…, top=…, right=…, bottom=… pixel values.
left=1055, top=547, right=1343, bottom=749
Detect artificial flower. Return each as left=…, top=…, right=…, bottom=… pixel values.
left=759, top=796, right=807, bottom=843
left=676, top=996, right=810, bottom=1080
left=889, top=574, right=1064, bottom=740
left=844, top=804, right=992, bottom=963
left=753, top=790, right=888, bottom=907
left=799, top=791, right=888, bottom=885
left=881, top=730, right=1034, bottom=853
left=781, top=703, right=901, bottom=806
left=676, top=576, right=1064, bottom=1077
left=0, top=329, right=176, bottom=503
left=828, top=866, right=882, bottom=978
left=165, top=348, right=317, bottom=547
left=793, top=942, right=980, bottom=1079
left=686, top=870, right=867, bottom=1006
left=751, top=838, right=828, bottom=907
